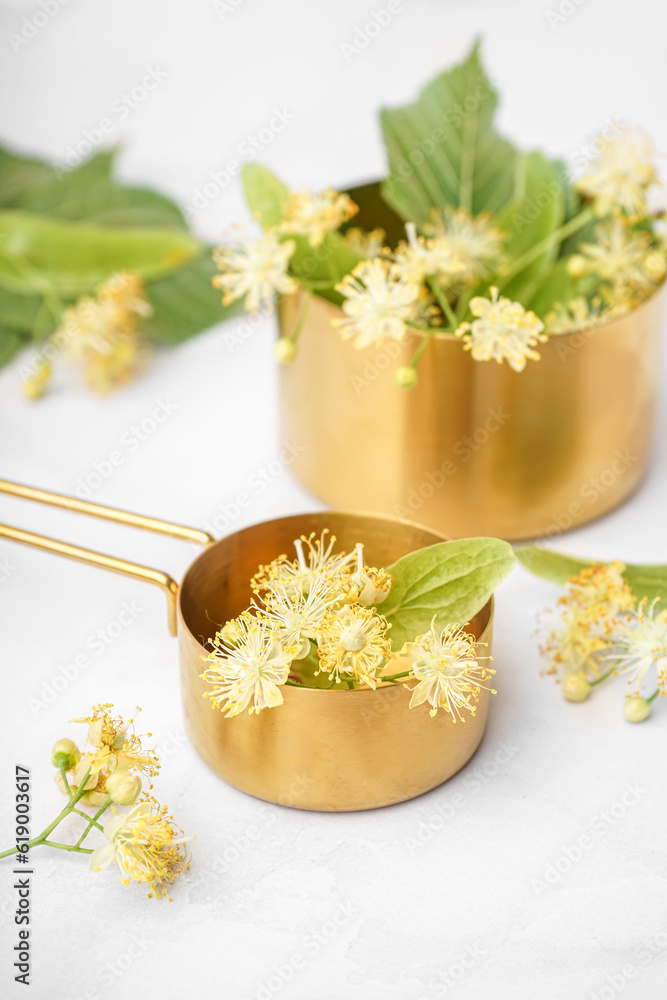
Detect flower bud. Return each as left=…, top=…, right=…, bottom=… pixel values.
left=562, top=673, right=591, bottom=702
left=106, top=771, right=142, bottom=805
left=51, top=738, right=80, bottom=771
left=274, top=338, right=297, bottom=363
left=73, top=755, right=99, bottom=791
left=566, top=255, right=588, bottom=278
left=623, top=696, right=651, bottom=724
left=394, top=365, right=418, bottom=389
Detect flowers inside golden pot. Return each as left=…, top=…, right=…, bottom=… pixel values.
left=0, top=483, right=514, bottom=811
left=212, top=42, right=666, bottom=541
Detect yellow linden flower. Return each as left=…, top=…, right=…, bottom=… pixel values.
left=607, top=602, right=667, bottom=693
left=424, top=206, right=505, bottom=283
left=343, top=227, right=386, bottom=259
left=392, top=222, right=465, bottom=286
left=333, top=258, right=421, bottom=348
left=70, top=704, right=160, bottom=784
left=456, top=287, right=546, bottom=372
left=575, top=128, right=658, bottom=219
left=212, top=230, right=296, bottom=313
left=537, top=562, right=635, bottom=682
left=251, top=530, right=356, bottom=597
left=48, top=271, right=151, bottom=396
left=89, top=797, right=193, bottom=900
left=400, top=619, right=495, bottom=721
left=22, top=359, right=52, bottom=400
left=201, top=616, right=296, bottom=716
left=545, top=296, right=616, bottom=334
left=339, top=543, right=393, bottom=606
left=579, top=220, right=657, bottom=304
left=317, top=604, right=391, bottom=689
left=280, top=188, right=358, bottom=247
left=257, top=573, right=341, bottom=658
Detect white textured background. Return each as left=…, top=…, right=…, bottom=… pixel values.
left=1, top=1, right=666, bottom=998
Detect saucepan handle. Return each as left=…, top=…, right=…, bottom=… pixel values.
left=0, top=479, right=214, bottom=636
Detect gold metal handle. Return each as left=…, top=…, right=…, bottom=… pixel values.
left=0, top=479, right=214, bottom=636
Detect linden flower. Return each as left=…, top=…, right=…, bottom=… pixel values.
left=212, top=230, right=297, bottom=313
left=339, top=543, right=393, bottom=606
left=317, top=604, right=391, bottom=688
left=89, top=797, right=193, bottom=900
left=71, top=704, right=160, bottom=781
left=343, top=227, right=386, bottom=259
left=575, top=128, right=658, bottom=219
left=51, top=271, right=152, bottom=395
left=566, top=561, right=635, bottom=619
left=400, top=619, right=495, bottom=721
left=456, top=287, right=546, bottom=372
left=545, top=296, right=613, bottom=335
left=424, top=207, right=505, bottom=283
left=333, top=259, right=421, bottom=348
left=280, top=188, right=358, bottom=247
left=257, top=574, right=340, bottom=658
left=392, top=222, right=465, bottom=286
left=251, top=530, right=356, bottom=596
left=201, top=617, right=296, bottom=716
left=580, top=220, right=655, bottom=302
left=607, top=602, right=667, bottom=692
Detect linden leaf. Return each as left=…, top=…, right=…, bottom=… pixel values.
left=382, top=537, right=515, bottom=648
left=515, top=546, right=667, bottom=604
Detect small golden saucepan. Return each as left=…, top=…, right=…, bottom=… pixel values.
left=0, top=480, right=494, bottom=811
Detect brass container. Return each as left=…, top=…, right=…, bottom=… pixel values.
left=279, top=189, right=664, bottom=541
left=0, top=486, right=494, bottom=811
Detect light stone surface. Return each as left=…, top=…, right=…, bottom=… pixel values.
left=0, top=1, right=666, bottom=998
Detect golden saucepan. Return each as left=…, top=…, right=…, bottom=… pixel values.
left=0, top=480, right=494, bottom=811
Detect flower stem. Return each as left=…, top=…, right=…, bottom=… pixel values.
left=590, top=668, right=615, bottom=688
left=647, top=689, right=661, bottom=704
left=288, top=290, right=313, bottom=344
left=42, top=840, right=93, bottom=855
left=0, top=767, right=95, bottom=861
left=498, top=206, right=594, bottom=288
left=380, top=670, right=412, bottom=683
left=74, top=799, right=110, bottom=847
left=427, top=278, right=457, bottom=329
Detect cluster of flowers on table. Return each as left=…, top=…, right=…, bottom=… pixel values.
left=538, top=562, right=667, bottom=722
left=212, top=128, right=665, bottom=386
left=201, top=531, right=495, bottom=722
left=0, top=705, right=193, bottom=899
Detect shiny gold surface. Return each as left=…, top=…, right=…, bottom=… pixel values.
left=0, top=487, right=497, bottom=810
left=178, top=511, right=494, bottom=811
left=0, top=479, right=213, bottom=635
left=279, top=278, right=664, bottom=542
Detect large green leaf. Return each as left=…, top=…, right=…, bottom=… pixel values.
left=143, top=252, right=241, bottom=343
left=496, top=151, right=568, bottom=303
left=380, top=40, right=518, bottom=228
left=516, top=546, right=667, bottom=605
left=382, top=538, right=515, bottom=647
left=0, top=146, right=187, bottom=229
left=0, top=211, right=202, bottom=297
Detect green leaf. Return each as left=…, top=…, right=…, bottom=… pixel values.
left=0, top=145, right=187, bottom=230
left=380, top=40, right=519, bottom=228
left=0, top=286, right=48, bottom=332
left=242, top=163, right=289, bottom=228
left=515, top=546, right=667, bottom=605
left=496, top=151, right=568, bottom=303
left=143, top=252, right=241, bottom=344
left=0, top=210, right=202, bottom=298
left=382, top=537, right=515, bottom=648
left=0, top=326, right=30, bottom=367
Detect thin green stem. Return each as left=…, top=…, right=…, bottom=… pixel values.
left=42, top=840, right=93, bottom=855
left=498, top=206, right=594, bottom=288
left=647, top=689, right=661, bottom=704
left=59, top=763, right=73, bottom=800
left=0, top=767, right=94, bottom=861
left=74, top=799, right=110, bottom=848
left=380, top=670, right=412, bottom=683
left=288, top=290, right=313, bottom=344
left=427, top=278, right=457, bottom=329
left=590, top=668, right=615, bottom=688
